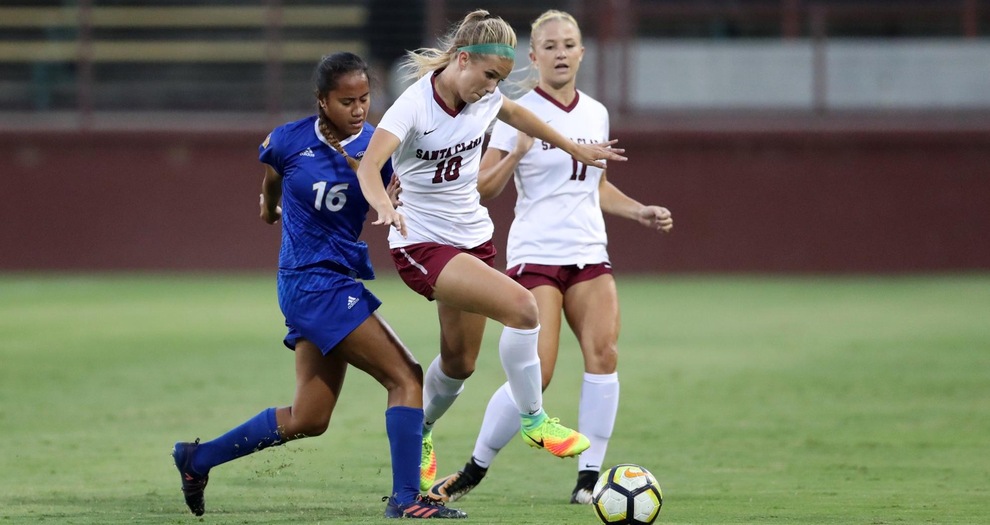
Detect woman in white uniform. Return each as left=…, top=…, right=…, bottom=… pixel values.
left=353, top=9, right=628, bottom=497
left=427, top=10, right=673, bottom=505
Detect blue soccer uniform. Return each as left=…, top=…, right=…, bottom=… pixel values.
left=259, top=116, right=393, bottom=354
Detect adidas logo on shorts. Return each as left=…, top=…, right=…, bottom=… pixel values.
left=346, top=296, right=359, bottom=309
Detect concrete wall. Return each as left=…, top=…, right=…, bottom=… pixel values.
left=546, top=39, right=990, bottom=110
left=628, top=39, right=990, bottom=110
left=3, top=127, right=988, bottom=273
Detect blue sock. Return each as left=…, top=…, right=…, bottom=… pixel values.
left=192, top=407, right=282, bottom=475
left=386, top=406, right=424, bottom=505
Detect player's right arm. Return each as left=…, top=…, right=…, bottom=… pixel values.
left=355, top=129, right=406, bottom=237
left=599, top=173, right=673, bottom=233
left=478, top=131, right=534, bottom=201
left=260, top=164, right=283, bottom=224
left=497, top=96, right=625, bottom=169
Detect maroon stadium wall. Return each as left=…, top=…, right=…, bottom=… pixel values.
left=3, top=128, right=988, bottom=273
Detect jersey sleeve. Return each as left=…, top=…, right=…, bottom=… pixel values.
left=487, top=118, right=516, bottom=153
left=376, top=91, right=419, bottom=143
left=258, top=126, right=284, bottom=173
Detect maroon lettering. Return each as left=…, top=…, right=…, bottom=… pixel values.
left=570, top=158, right=588, bottom=181
left=432, top=156, right=463, bottom=184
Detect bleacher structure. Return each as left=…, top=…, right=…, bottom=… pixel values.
left=0, top=1, right=369, bottom=114
left=0, top=0, right=986, bottom=119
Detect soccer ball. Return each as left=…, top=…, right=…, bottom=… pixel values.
left=592, top=464, right=663, bottom=525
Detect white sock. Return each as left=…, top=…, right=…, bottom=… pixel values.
left=471, top=383, right=521, bottom=468
left=498, top=325, right=543, bottom=415
left=422, top=356, right=465, bottom=431
left=578, top=372, right=619, bottom=472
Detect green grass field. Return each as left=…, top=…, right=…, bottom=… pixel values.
left=1, top=274, right=988, bottom=524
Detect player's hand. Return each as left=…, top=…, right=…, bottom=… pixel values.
left=372, top=206, right=407, bottom=238
left=638, top=205, right=672, bottom=233
left=259, top=194, right=282, bottom=224
left=515, top=130, right=535, bottom=155
left=386, top=173, right=403, bottom=208
left=572, top=139, right=626, bottom=170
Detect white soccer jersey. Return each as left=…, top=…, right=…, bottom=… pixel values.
left=487, top=88, right=610, bottom=268
left=376, top=71, right=504, bottom=249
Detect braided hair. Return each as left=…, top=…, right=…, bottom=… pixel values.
left=314, top=52, right=368, bottom=172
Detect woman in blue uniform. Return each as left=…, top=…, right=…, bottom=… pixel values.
left=171, top=52, right=465, bottom=520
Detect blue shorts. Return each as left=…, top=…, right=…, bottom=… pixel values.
left=277, top=269, right=382, bottom=355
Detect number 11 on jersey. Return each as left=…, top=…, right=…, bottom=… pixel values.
left=571, top=158, right=588, bottom=181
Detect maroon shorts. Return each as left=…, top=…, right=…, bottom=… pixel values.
left=506, top=262, right=613, bottom=293
left=390, top=241, right=497, bottom=300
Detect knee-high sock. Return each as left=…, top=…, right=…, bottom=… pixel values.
left=471, top=383, right=521, bottom=468
left=498, top=325, right=543, bottom=416
left=191, top=407, right=282, bottom=475
left=578, top=372, right=619, bottom=472
left=386, top=406, right=424, bottom=505
left=422, top=356, right=465, bottom=431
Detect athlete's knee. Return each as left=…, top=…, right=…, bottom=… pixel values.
left=285, top=411, right=331, bottom=438
left=386, top=362, right=424, bottom=391
left=441, top=354, right=477, bottom=380
left=585, top=341, right=618, bottom=373
left=502, top=290, right=539, bottom=329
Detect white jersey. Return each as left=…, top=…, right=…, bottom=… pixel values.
left=376, top=71, right=504, bottom=248
left=487, top=88, right=610, bottom=268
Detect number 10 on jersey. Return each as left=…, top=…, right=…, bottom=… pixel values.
left=432, top=156, right=463, bottom=183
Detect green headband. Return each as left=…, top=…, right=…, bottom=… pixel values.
left=457, top=43, right=515, bottom=59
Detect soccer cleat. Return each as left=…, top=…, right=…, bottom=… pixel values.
left=172, top=439, right=209, bottom=516
left=420, top=431, right=437, bottom=491
left=427, top=459, right=487, bottom=503
left=570, top=470, right=600, bottom=504
left=383, top=495, right=467, bottom=519
left=520, top=416, right=591, bottom=458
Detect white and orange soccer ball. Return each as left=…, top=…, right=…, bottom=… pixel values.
left=592, top=464, right=663, bottom=525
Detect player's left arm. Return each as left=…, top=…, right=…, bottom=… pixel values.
left=497, top=96, right=626, bottom=169
left=599, top=172, right=673, bottom=233
left=259, top=164, right=283, bottom=225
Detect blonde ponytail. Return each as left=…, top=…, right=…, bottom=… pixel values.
left=401, top=9, right=517, bottom=80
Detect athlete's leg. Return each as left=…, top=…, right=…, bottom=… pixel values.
left=564, top=274, right=620, bottom=375
left=420, top=301, right=486, bottom=425
left=432, top=254, right=587, bottom=458
left=178, top=316, right=384, bottom=482
left=472, top=285, right=564, bottom=466
left=563, top=274, right=621, bottom=485
left=172, top=338, right=346, bottom=516
left=187, top=338, right=345, bottom=478
left=532, top=285, right=565, bottom=389
left=333, top=312, right=429, bottom=507
left=413, top=295, right=489, bottom=491
left=432, top=253, right=542, bottom=415
left=275, top=338, right=348, bottom=438
left=332, top=311, right=422, bottom=409
left=432, top=253, right=539, bottom=329
left=335, top=313, right=466, bottom=518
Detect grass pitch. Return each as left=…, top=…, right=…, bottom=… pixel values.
left=0, top=274, right=988, bottom=524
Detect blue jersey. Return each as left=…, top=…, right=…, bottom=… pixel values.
left=259, top=116, right=392, bottom=279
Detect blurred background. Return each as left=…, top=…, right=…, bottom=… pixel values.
left=2, top=0, right=988, bottom=273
